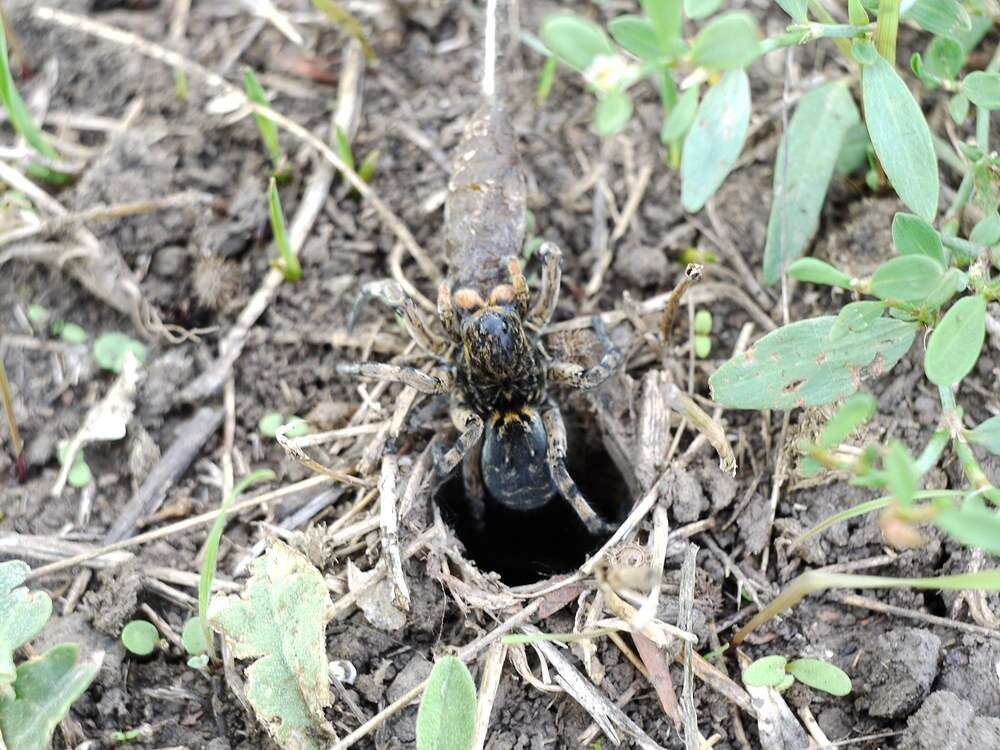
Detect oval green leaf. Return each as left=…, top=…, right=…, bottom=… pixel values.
left=641, top=0, right=682, bottom=51
left=962, top=71, right=1000, bottom=110
left=787, top=258, right=853, bottom=289
left=763, top=81, right=860, bottom=284
left=927, top=36, right=965, bottom=81
left=608, top=16, right=663, bottom=61
left=968, top=417, right=1000, bottom=455
left=830, top=300, right=886, bottom=340
left=181, top=617, right=208, bottom=656
left=709, top=316, right=917, bottom=410
left=690, top=12, right=761, bottom=71
left=684, top=0, right=724, bottom=19
left=540, top=15, right=613, bottom=73
left=92, top=332, right=146, bottom=373
left=742, top=655, right=788, bottom=688
left=871, top=255, right=944, bottom=303
left=774, top=0, right=807, bottom=22
left=593, top=90, right=633, bottom=136
left=660, top=85, right=699, bottom=143
left=891, top=212, right=945, bottom=265
left=935, top=497, right=1000, bottom=554
left=924, top=295, right=986, bottom=385
left=787, top=658, right=852, bottom=696
left=121, top=620, right=159, bottom=657
left=862, top=56, right=939, bottom=222
left=416, top=656, right=476, bottom=750
left=681, top=69, right=751, bottom=212
left=818, top=392, right=877, bottom=450
left=904, top=0, right=972, bottom=38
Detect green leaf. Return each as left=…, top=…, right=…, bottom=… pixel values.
left=848, top=0, right=869, bottom=25
left=694, top=310, right=712, bottom=335
left=773, top=0, right=807, bottom=22
left=0, top=23, right=58, bottom=162
left=59, top=323, right=87, bottom=345
left=871, top=255, right=944, bottom=303
left=660, top=85, right=699, bottom=143
left=121, top=620, right=159, bottom=657
left=786, top=258, right=853, bottom=289
left=334, top=126, right=355, bottom=172
left=962, top=72, right=1000, bottom=110
left=742, top=655, right=788, bottom=688
left=818, top=393, right=877, bottom=450
left=680, top=69, right=751, bottom=212
left=852, top=39, right=878, bottom=65
left=92, top=332, right=146, bottom=373
left=57, top=442, right=93, bottom=489
left=690, top=12, right=761, bottom=71
left=208, top=540, right=335, bottom=750
left=926, top=37, right=965, bottom=81
left=684, top=0, right=724, bottom=20
left=26, top=304, right=48, bottom=326
left=608, top=16, right=663, bottom=61
left=787, top=659, right=852, bottom=696
left=694, top=334, right=712, bottom=358
left=891, top=212, right=946, bottom=265
left=904, top=0, right=972, bottom=38
left=968, top=417, right=1000, bottom=455
left=540, top=15, right=613, bottom=73
left=181, top=617, right=208, bottom=656
left=970, top=213, right=1000, bottom=246
left=593, top=91, right=633, bottom=136
left=935, top=497, right=1000, bottom=554
left=763, top=81, right=860, bottom=284
left=268, top=178, right=301, bottom=282
left=947, top=93, right=970, bottom=124
left=885, top=441, right=917, bottom=506
left=0, top=644, right=102, bottom=750
left=924, top=295, right=986, bottom=386
left=835, top=123, right=871, bottom=175
left=243, top=67, right=284, bottom=171
left=641, top=0, right=683, bottom=51
left=921, top=268, right=966, bottom=313
left=416, top=656, right=477, bottom=750
left=0, top=561, right=52, bottom=700
left=862, top=56, right=939, bottom=222
left=282, top=417, right=309, bottom=438
left=259, top=412, right=284, bottom=438
left=830, top=301, right=886, bottom=340
left=708, top=316, right=917, bottom=409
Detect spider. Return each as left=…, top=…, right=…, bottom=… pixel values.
left=339, top=103, right=622, bottom=536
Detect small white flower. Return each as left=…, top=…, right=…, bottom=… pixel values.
left=584, top=54, right=641, bottom=94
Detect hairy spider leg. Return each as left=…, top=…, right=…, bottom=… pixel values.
left=349, top=279, right=450, bottom=356
left=505, top=255, right=531, bottom=318
left=541, top=400, right=616, bottom=536
left=437, top=281, right=461, bottom=343
left=546, top=315, right=623, bottom=389
left=336, top=362, right=452, bottom=395
left=528, top=242, right=562, bottom=328
left=435, top=409, right=484, bottom=476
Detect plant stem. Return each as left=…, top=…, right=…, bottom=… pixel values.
left=0, top=356, right=23, bottom=477
left=874, top=0, right=900, bottom=63
left=806, top=0, right=854, bottom=58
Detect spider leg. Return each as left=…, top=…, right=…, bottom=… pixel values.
left=528, top=242, right=562, bottom=328
left=505, top=256, right=531, bottom=318
left=461, top=439, right=487, bottom=532
left=437, top=281, right=462, bottom=343
left=541, top=401, right=617, bottom=536
left=337, top=362, right=452, bottom=395
left=547, top=315, right=623, bottom=390
left=349, top=279, right=449, bottom=356
left=434, top=410, right=484, bottom=477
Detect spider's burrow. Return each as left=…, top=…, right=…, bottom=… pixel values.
left=434, top=407, right=631, bottom=585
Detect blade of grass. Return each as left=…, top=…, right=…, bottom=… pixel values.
left=788, top=490, right=962, bottom=551
left=243, top=68, right=285, bottom=173
left=311, top=0, right=376, bottom=63
left=267, top=178, right=300, bottom=282
left=732, top=568, right=1000, bottom=646
left=0, top=22, right=57, bottom=160
left=874, top=0, right=900, bottom=63
left=198, top=469, right=275, bottom=659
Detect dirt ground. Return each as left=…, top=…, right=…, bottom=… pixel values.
left=2, top=1, right=999, bottom=748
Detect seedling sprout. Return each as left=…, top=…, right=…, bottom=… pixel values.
left=120, top=620, right=159, bottom=657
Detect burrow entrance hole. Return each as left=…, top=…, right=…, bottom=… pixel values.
left=434, top=408, right=632, bottom=585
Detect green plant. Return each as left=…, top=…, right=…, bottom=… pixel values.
left=334, top=126, right=379, bottom=191
left=0, top=22, right=68, bottom=184
left=198, top=469, right=275, bottom=660
left=181, top=617, right=209, bottom=670
left=693, top=308, right=712, bottom=358
left=258, top=412, right=308, bottom=438
left=120, top=620, right=159, bottom=657
left=244, top=68, right=288, bottom=177
left=267, top=178, right=301, bottom=283
left=415, top=656, right=477, bottom=750
left=92, top=332, right=146, bottom=373
left=57, top=440, right=92, bottom=488
left=51, top=321, right=87, bottom=344
left=742, top=654, right=852, bottom=696
left=0, top=561, right=102, bottom=750
left=208, top=540, right=334, bottom=750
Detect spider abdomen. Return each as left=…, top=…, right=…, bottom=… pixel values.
left=481, top=410, right=556, bottom=511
